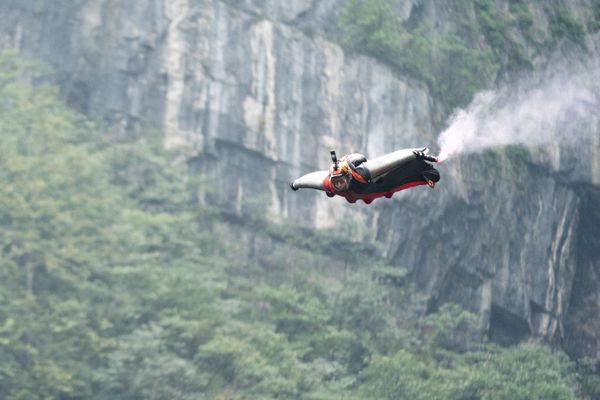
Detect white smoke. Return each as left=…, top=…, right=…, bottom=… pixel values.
left=437, top=58, right=600, bottom=162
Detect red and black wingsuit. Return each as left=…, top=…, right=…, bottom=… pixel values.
left=290, top=147, right=440, bottom=204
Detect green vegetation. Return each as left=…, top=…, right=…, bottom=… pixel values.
left=509, top=0, right=534, bottom=31
left=577, top=358, right=600, bottom=399
left=340, top=0, right=590, bottom=112
left=589, top=0, right=600, bottom=32
left=340, top=0, right=434, bottom=86
left=339, top=0, right=508, bottom=111
left=0, top=52, right=592, bottom=399
left=548, top=6, right=586, bottom=47
left=473, top=0, right=533, bottom=72
left=434, top=34, right=498, bottom=111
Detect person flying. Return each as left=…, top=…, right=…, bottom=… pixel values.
left=290, top=148, right=440, bottom=204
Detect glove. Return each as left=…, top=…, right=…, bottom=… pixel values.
left=413, top=150, right=426, bottom=160
left=413, top=150, right=438, bottom=163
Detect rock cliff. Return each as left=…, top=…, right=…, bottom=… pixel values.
left=0, top=0, right=598, bottom=359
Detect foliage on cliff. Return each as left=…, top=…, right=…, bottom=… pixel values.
left=0, top=52, right=593, bottom=399
left=340, top=0, right=591, bottom=111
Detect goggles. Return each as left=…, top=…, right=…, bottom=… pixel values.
left=329, top=162, right=351, bottom=191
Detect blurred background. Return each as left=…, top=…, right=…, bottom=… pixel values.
left=0, top=0, right=599, bottom=398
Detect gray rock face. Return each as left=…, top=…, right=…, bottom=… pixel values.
left=0, top=0, right=598, bottom=358
left=405, top=159, right=581, bottom=344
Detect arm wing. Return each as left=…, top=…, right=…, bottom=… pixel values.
left=290, top=170, right=329, bottom=191
left=362, top=148, right=420, bottom=179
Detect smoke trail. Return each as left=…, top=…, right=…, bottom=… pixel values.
left=437, top=58, right=600, bottom=162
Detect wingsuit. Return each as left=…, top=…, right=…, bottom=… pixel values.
left=290, top=148, right=440, bottom=204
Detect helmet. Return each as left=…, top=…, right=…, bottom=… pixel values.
left=329, top=160, right=351, bottom=191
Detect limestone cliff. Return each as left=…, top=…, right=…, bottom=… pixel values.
left=0, top=0, right=598, bottom=359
